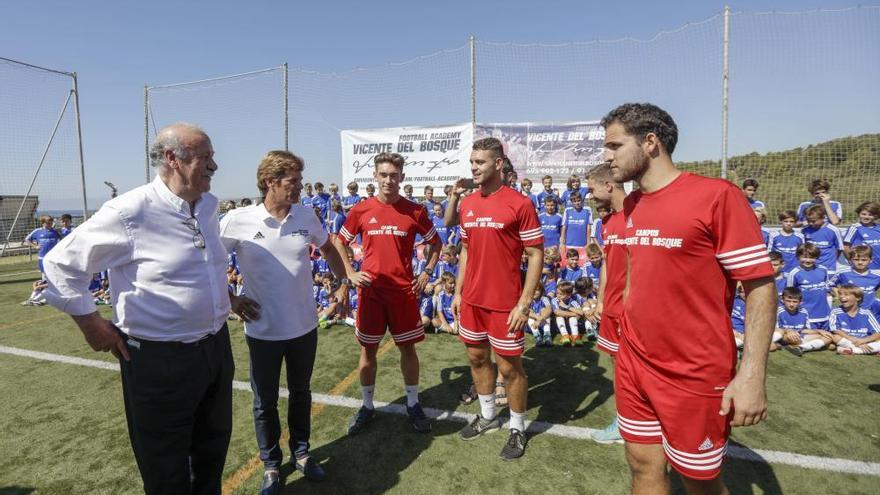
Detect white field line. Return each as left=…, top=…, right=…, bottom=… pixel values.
left=2, top=344, right=878, bottom=477
left=0, top=270, right=40, bottom=278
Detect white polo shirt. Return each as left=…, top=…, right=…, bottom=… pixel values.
left=220, top=203, right=328, bottom=340
left=43, top=177, right=230, bottom=343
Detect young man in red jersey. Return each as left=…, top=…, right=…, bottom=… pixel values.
left=451, top=137, right=544, bottom=460
left=602, top=103, right=776, bottom=495
left=333, top=152, right=441, bottom=436
left=586, top=162, right=627, bottom=445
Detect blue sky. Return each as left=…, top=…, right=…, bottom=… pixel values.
left=1, top=0, right=877, bottom=209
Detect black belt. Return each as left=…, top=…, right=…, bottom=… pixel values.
left=124, top=324, right=227, bottom=350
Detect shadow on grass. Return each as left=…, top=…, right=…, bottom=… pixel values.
left=524, top=342, right=614, bottom=430
left=669, top=447, right=784, bottom=495
left=0, top=488, right=35, bottom=495
left=279, top=370, right=471, bottom=494
left=868, top=384, right=880, bottom=393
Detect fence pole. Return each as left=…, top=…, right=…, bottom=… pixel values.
left=72, top=72, right=89, bottom=221
left=720, top=6, right=730, bottom=179
left=144, top=85, right=151, bottom=183
left=283, top=62, right=289, bottom=151
left=470, top=35, right=476, bottom=126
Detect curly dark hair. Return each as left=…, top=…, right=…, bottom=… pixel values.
left=600, top=103, right=678, bottom=155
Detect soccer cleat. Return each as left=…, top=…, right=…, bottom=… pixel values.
left=559, top=335, right=572, bottom=347
left=784, top=345, right=804, bottom=357
left=500, top=429, right=527, bottom=460
left=573, top=335, right=584, bottom=347
left=459, top=414, right=501, bottom=441
left=591, top=417, right=624, bottom=444
left=407, top=403, right=432, bottom=433
left=260, top=470, right=282, bottom=495
left=347, top=406, right=375, bottom=436
left=543, top=335, right=553, bottom=347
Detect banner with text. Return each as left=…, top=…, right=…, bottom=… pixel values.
left=341, top=123, right=473, bottom=191
left=475, top=121, right=606, bottom=184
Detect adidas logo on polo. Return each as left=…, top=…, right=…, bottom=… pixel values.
left=253, top=231, right=265, bottom=240
left=466, top=210, right=474, bottom=217
left=698, top=437, right=713, bottom=452
left=368, top=217, right=378, bottom=224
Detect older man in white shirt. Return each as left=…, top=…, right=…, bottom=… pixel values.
left=220, top=150, right=348, bottom=494
left=42, top=123, right=234, bottom=495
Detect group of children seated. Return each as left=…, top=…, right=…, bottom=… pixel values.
left=732, top=242, right=880, bottom=356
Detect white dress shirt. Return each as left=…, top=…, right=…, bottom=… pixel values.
left=43, top=177, right=230, bottom=342
left=220, top=203, right=328, bottom=340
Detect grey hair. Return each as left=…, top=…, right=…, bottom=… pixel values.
left=148, top=122, right=204, bottom=169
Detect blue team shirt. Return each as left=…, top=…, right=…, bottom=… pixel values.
left=412, top=256, right=427, bottom=276
left=539, top=212, right=563, bottom=248
left=25, top=227, right=62, bottom=258
left=561, top=187, right=590, bottom=209
left=419, top=294, right=434, bottom=317
left=761, top=228, right=770, bottom=247
left=831, top=268, right=880, bottom=309
left=536, top=191, right=561, bottom=213
left=60, top=226, right=73, bottom=237
left=317, top=287, right=333, bottom=308
left=438, top=291, right=455, bottom=322
left=797, top=200, right=843, bottom=223
left=431, top=216, right=450, bottom=244
left=551, top=296, right=577, bottom=313
left=343, top=194, right=363, bottom=209
left=543, top=279, right=558, bottom=297
left=583, top=261, right=602, bottom=288
left=747, top=198, right=766, bottom=210
left=312, top=258, right=330, bottom=276
left=562, top=207, right=592, bottom=247
left=559, top=266, right=583, bottom=283
left=731, top=296, right=746, bottom=334
left=777, top=306, right=811, bottom=333
left=312, top=192, right=331, bottom=218
left=829, top=307, right=880, bottom=339
left=526, top=193, right=540, bottom=210
left=301, top=194, right=315, bottom=208
left=844, top=223, right=880, bottom=269
left=801, top=224, right=842, bottom=272
left=787, top=266, right=831, bottom=322
left=592, top=217, right=604, bottom=246
left=326, top=212, right=346, bottom=234
left=349, top=288, right=359, bottom=311
left=431, top=261, right=458, bottom=281
left=774, top=275, right=787, bottom=299
left=529, top=296, right=551, bottom=316
left=768, top=231, right=805, bottom=273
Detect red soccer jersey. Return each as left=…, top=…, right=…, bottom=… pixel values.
left=338, top=197, right=437, bottom=291
left=459, top=185, right=543, bottom=311
left=621, top=172, right=773, bottom=395
left=601, top=210, right=627, bottom=317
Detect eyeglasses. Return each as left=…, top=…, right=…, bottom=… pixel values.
left=182, top=217, right=206, bottom=249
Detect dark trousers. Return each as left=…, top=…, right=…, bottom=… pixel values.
left=246, top=328, right=318, bottom=469
left=120, top=324, right=234, bottom=495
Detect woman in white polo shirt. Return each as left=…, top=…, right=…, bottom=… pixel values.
left=220, top=150, right=348, bottom=494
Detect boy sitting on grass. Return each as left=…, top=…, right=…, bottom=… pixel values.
left=553, top=281, right=584, bottom=347
left=431, top=272, right=458, bottom=335
left=527, top=284, right=553, bottom=347
left=829, top=284, right=880, bottom=355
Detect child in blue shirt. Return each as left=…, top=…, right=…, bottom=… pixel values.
left=786, top=243, right=832, bottom=330
left=731, top=289, right=746, bottom=350
left=768, top=210, right=804, bottom=274
left=561, top=191, right=591, bottom=258
left=431, top=272, right=457, bottom=335
left=521, top=178, right=540, bottom=211
left=777, top=287, right=812, bottom=348
left=527, top=285, right=553, bottom=346
left=801, top=205, right=842, bottom=273
left=574, top=277, right=598, bottom=338
left=553, top=281, right=584, bottom=347
left=537, top=175, right=561, bottom=213
left=830, top=284, right=880, bottom=355
left=844, top=201, right=880, bottom=269
left=592, top=205, right=609, bottom=246
left=768, top=251, right=787, bottom=299
left=539, top=197, right=563, bottom=249
left=830, top=245, right=880, bottom=313
left=343, top=181, right=363, bottom=213
left=430, top=204, right=450, bottom=244
left=559, top=249, right=584, bottom=283
left=583, top=244, right=603, bottom=290
left=25, top=215, right=62, bottom=275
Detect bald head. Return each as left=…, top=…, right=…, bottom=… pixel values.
left=149, top=123, right=209, bottom=170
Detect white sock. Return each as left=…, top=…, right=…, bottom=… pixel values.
left=509, top=410, right=526, bottom=432
left=839, top=346, right=865, bottom=354
left=361, top=385, right=375, bottom=410
left=478, top=393, right=496, bottom=420
left=771, top=330, right=783, bottom=343
left=405, top=384, right=420, bottom=407
left=866, top=342, right=880, bottom=353
left=344, top=317, right=356, bottom=326
left=836, top=338, right=855, bottom=349
left=800, top=339, right=826, bottom=351
left=542, top=322, right=552, bottom=338
left=569, top=317, right=580, bottom=336
left=527, top=319, right=540, bottom=337
left=555, top=317, right=569, bottom=335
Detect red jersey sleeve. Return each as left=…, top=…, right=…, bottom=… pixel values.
left=337, top=205, right=361, bottom=245
left=416, top=207, right=441, bottom=245
left=517, top=198, right=544, bottom=248
left=712, top=183, right=773, bottom=280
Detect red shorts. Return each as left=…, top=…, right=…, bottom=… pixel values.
left=597, top=313, right=621, bottom=356
left=615, top=343, right=731, bottom=480
left=457, top=301, right=524, bottom=356
left=355, top=287, right=424, bottom=347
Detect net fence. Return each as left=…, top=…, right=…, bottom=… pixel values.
left=0, top=58, right=84, bottom=255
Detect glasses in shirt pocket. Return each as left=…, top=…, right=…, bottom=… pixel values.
left=182, top=217, right=206, bottom=249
